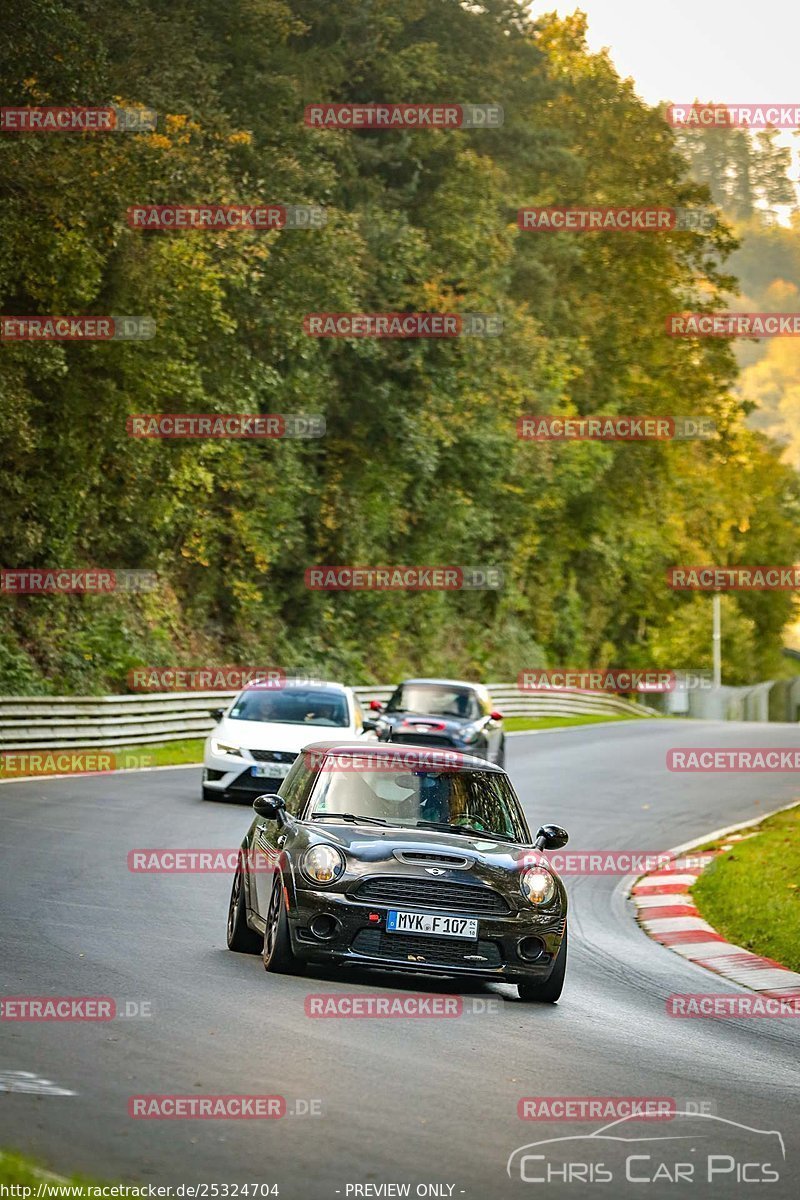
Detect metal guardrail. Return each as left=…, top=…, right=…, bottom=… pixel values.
left=0, top=685, right=655, bottom=750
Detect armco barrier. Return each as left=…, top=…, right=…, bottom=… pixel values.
left=0, top=685, right=654, bottom=751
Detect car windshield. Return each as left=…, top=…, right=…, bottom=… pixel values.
left=385, top=683, right=481, bottom=720
left=308, top=767, right=525, bottom=840
left=228, top=688, right=349, bottom=727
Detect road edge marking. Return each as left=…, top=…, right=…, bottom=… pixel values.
left=625, top=798, right=800, bottom=996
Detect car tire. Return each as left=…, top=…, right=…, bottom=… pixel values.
left=226, top=856, right=262, bottom=954
left=262, top=875, right=300, bottom=974
left=495, top=738, right=506, bottom=769
left=516, top=927, right=567, bottom=1003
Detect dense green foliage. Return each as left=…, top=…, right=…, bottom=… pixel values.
left=1, top=0, right=798, bottom=693
left=670, top=114, right=800, bottom=476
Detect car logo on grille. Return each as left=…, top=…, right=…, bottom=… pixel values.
left=424, top=867, right=447, bottom=875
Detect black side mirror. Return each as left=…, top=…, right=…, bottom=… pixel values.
left=253, top=793, right=285, bottom=821
left=210, top=708, right=225, bottom=722
left=361, top=718, right=378, bottom=732
left=534, top=824, right=569, bottom=851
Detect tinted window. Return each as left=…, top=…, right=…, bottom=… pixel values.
left=278, top=759, right=317, bottom=816
left=229, top=687, right=349, bottom=727
left=385, top=684, right=481, bottom=720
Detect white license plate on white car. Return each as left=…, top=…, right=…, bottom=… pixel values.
left=386, top=910, right=478, bottom=939
left=251, top=763, right=292, bottom=778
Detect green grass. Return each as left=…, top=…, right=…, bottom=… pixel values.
left=113, top=738, right=204, bottom=767
left=0, top=1149, right=108, bottom=1193
left=692, top=805, right=800, bottom=972
left=504, top=712, right=655, bottom=732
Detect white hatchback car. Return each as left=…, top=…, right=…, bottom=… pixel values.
left=201, top=680, right=370, bottom=802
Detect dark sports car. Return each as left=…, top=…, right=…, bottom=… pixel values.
left=226, top=741, right=569, bottom=1002
left=366, top=678, right=505, bottom=766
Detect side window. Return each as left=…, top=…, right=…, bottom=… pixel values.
left=278, top=759, right=314, bottom=816
left=279, top=760, right=318, bottom=818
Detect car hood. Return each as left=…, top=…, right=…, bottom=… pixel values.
left=304, top=821, right=534, bottom=871
left=215, top=717, right=355, bottom=754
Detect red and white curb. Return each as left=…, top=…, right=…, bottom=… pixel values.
left=632, top=828, right=800, bottom=1001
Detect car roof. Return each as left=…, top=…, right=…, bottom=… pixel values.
left=242, top=678, right=348, bottom=692
left=396, top=677, right=485, bottom=691
left=301, top=740, right=505, bottom=772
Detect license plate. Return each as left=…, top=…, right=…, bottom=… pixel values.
left=386, top=910, right=478, bottom=939
left=251, top=763, right=291, bottom=778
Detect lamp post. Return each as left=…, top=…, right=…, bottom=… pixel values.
left=712, top=592, right=722, bottom=688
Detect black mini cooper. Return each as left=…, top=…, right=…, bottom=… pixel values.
left=226, top=742, right=569, bottom=1002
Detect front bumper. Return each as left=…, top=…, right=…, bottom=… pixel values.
left=287, top=886, right=565, bottom=980
left=203, top=756, right=294, bottom=801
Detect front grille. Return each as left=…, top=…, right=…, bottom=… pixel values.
left=248, top=749, right=298, bottom=763
left=230, top=772, right=284, bottom=793
left=353, top=876, right=510, bottom=915
left=351, top=927, right=503, bottom=968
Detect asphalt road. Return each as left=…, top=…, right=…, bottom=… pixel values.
left=2, top=719, right=800, bottom=1199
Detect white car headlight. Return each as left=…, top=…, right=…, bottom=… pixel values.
left=521, top=866, right=557, bottom=906
left=211, top=739, right=242, bottom=757
left=301, top=845, right=346, bottom=886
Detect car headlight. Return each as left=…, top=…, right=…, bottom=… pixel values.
left=301, top=845, right=346, bottom=886
left=211, top=739, right=242, bottom=757
left=521, top=866, right=557, bottom=906
left=458, top=723, right=481, bottom=744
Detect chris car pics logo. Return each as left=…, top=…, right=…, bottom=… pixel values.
left=507, top=1112, right=784, bottom=1185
